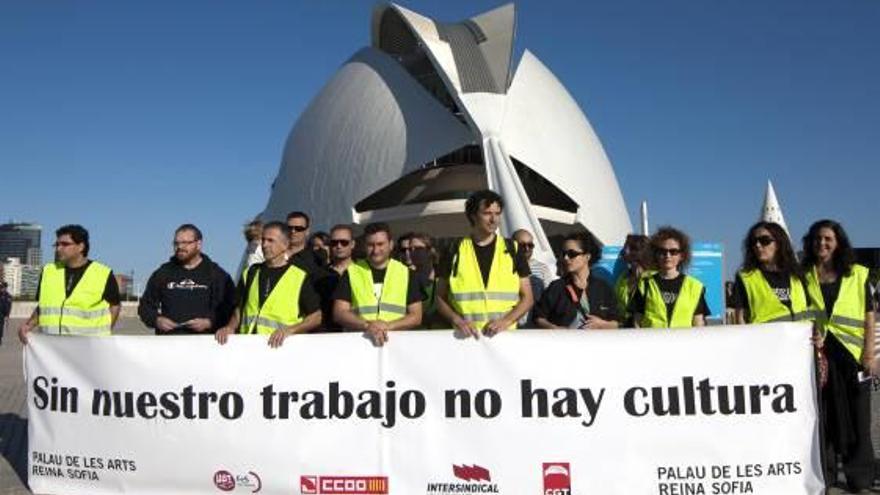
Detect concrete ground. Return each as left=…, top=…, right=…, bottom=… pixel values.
left=2, top=319, right=880, bottom=494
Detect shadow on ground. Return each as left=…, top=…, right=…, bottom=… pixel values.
left=0, top=413, right=28, bottom=487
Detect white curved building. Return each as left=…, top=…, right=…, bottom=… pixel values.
left=261, top=2, right=632, bottom=264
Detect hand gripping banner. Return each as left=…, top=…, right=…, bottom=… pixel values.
left=26, top=323, right=824, bottom=494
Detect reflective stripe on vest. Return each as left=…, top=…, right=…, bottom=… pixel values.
left=240, top=264, right=307, bottom=335
left=805, top=264, right=869, bottom=362
left=38, top=262, right=112, bottom=336
left=448, top=237, right=520, bottom=330
left=349, top=259, right=410, bottom=322
left=639, top=275, right=704, bottom=329
left=739, top=269, right=810, bottom=324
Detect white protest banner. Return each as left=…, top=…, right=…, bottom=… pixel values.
left=26, top=323, right=824, bottom=495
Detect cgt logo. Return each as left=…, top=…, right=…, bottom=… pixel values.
left=543, top=463, right=571, bottom=495
left=300, top=475, right=389, bottom=494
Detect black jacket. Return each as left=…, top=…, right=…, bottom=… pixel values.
left=138, top=254, right=235, bottom=334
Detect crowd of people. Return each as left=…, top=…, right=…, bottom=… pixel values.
left=9, top=188, right=880, bottom=492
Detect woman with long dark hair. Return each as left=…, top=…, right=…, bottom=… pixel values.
left=731, top=221, right=810, bottom=324
left=802, top=220, right=876, bottom=491
left=630, top=227, right=708, bottom=328
left=534, top=231, right=618, bottom=329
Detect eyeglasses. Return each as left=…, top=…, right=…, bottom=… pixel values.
left=654, top=248, right=682, bottom=257
left=329, top=239, right=351, bottom=247
left=53, top=241, right=76, bottom=248
left=519, top=242, right=535, bottom=250
left=561, top=249, right=585, bottom=259
left=288, top=225, right=308, bottom=232
left=752, top=235, right=775, bottom=247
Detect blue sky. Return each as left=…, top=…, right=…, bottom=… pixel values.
left=2, top=0, right=878, bottom=287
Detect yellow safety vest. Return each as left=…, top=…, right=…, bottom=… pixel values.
left=240, top=264, right=307, bottom=335
left=615, top=269, right=655, bottom=324
left=38, top=261, right=112, bottom=336
left=639, top=275, right=704, bottom=329
left=805, top=264, right=869, bottom=362
left=738, top=269, right=811, bottom=323
left=348, top=259, right=411, bottom=322
left=448, top=237, right=521, bottom=330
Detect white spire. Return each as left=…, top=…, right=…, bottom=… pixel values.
left=640, top=200, right=649, bottom=236
left=760, top=180, right=789, bottom=236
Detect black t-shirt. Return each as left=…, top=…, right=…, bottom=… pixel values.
left=35, top=261, right=121, bottom=305
left=629, top=273, right=709, bottom=321
left=436, top=236, right=531, bottom=286
left=731, top=269, right=793, bottom=322
left=818, top=278, right=876, bottom=318
left=237, top=264, right=320, bottom=316
left=332, top=265, right=422, bottom=305
left=534, top=275, right=618, bottom=327
left=289, top=248, right=325, bottom=276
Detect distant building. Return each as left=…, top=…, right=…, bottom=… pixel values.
left=115, top=273, right=134, bottom=300
left=0, top=222, right=42, bottom=267
left=21, top=264, right=41, bottom=299
left=2, top=257, right=23, bottom=297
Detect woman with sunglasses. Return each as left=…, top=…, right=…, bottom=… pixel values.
left=802, top=220, right=876, bottom=491
left=630, top=227, right=708, bottom=328
left=534, top=231, right=618, bottom=329
left=731, top=221, right=809, bottom=324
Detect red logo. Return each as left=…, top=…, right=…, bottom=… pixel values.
left=214, top=470, right=236, bottom=491
left=452, top=464, right=491, bottom=482
left=543, top=463, right=571, bottom=495
left=299, top=475, right=388, bottom=494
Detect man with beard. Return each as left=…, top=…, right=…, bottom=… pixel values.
left=138, top=224, right=235, bottom=335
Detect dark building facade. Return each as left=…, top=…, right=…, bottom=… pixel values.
left=0, top=222, right=42, bottom=266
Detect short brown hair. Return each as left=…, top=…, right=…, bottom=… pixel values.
left=243, top=220, right=262, bottom=242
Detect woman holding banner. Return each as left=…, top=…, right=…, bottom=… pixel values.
left=533, top=231, right=618, bottom=329
left=802, top=220, right=876, bottom=492
left=630, top=227, right=708, bottom=328
left=731, top=221, right=810, bottom=324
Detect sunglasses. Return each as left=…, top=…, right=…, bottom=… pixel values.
left=288, top=225, right=308, bottom=232
left=519, top=242, right=535, bottom=250
left=329, top=239, right=351, bottom=247
left=561, top=249, right=585, bottom=259
left=752, top=235, right=775, bottom=247
left=53, top=241, right=76, bottom=248
left=654, top=248, right=682, bottom=257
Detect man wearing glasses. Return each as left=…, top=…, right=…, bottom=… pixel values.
left=314, top=224, right=356, bottom=331
left=513, top=228, right=555, bottom=328
left=435, top=190, right=533, bottom=337
left=19, top=224, right=121, bottom=342
left=286, top=211, right=325, bottom=275
left=138, top=224, right=236, bottom=335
